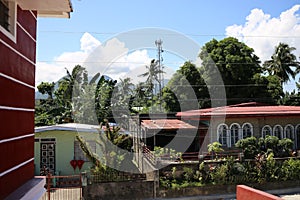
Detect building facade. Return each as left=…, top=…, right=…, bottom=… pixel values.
left=35, top=123, right=100, bottom=176
left=177, top=102, right=300, bottom=153
left=0, top=1, right=72, bottom=199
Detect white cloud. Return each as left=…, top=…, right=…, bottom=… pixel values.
left=226, top=5, right=300, bottom=92
left=80, top=32, right=101, bottom=54
left=226, top=5, right=300, bottom=62
left=36, top=32, right=159, bottom=88
left=36, top=32, right=100, bottom=87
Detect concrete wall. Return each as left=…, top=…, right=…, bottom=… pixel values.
left=83, top=181, right=155, bottom=200
left=0, top=4, right=37, bottom=199
left=236, top=185, right=282, bottom=200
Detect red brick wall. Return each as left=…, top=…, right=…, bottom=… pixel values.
left=0, top=4, right=37, bottom=199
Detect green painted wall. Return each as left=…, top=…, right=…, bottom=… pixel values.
left=34, top=130, right=100, bottom=175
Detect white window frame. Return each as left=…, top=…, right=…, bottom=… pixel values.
left=229, top=123, right=241, bottom=147
left=0, top=0, right=17, bottom=42
left=273, top=125, right=283, bottom=139
left=284, top=124, right=294, bottom=140
left=295, top=124, right=300, bottom=149
left=242, top=123, right=253, bottom=139
left=217, top=123, right=229, bottom=147
left=261, top=125, right=272, bottom=138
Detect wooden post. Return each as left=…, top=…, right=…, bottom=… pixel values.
left=47, top=173, right=51, bottom=200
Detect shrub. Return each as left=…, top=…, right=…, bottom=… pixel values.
left=278, top=138, right=293, bottom=157
left=210, top=164, right=228, bottom=185
left=235, top=137, right=259, bottom=159
left=207, top=142, right=224, bottom=159
left=182, top=167, right=194, bottom=182
left=280, top=158, right=300, bottom=181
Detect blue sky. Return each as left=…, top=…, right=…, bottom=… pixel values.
left=36, top=0, right=300, bottom=91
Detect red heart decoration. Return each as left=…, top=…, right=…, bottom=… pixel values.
left=77, top=160, right=85, bottom=170
left=70, top=160, right=77, bottom=170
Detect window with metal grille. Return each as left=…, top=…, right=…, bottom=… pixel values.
left=0, top=0, right=9, bottom=31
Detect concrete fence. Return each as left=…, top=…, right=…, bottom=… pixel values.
left=236, top=185, right=282, bottom=200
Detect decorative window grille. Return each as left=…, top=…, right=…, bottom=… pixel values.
left=242, top=123, right=253, bottom=139
left=284, top=125, right=294, bottom=140
left=218, top=124, right=228, bottom=147
left=230, top=124, right=239, bottom=147
left=262, top=125, right=272, bottom=138
left=295, top=125, right=300, bottom=149
left=273, top=125, right=283, bottom=139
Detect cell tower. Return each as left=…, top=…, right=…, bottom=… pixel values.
left=155, top=39, right=164, bottom=106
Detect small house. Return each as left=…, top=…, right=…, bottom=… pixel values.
left=34, top=123, right=101, bottom=176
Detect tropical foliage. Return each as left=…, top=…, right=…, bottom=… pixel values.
left=76, top=120, right=133, bottom=174
left=35, top=38, right=300, bottom=125
left=160, top=137, right=298, bottom=189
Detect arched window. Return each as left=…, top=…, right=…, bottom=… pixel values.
left=230, top=123, right=240, bottom=147
left=217, top=124, right=228, bottom=147
left=261, top=125, right=272, bottom=138
left=295, top=124, right=300, bottom=149
left=242, top=123, right=253, bottom=139
left=284, top=124, right=294, bottom=140
left=273, top=125, right=283, bottom=139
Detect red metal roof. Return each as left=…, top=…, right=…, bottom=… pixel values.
left=141, top=119, right=196, bottom=130
left=176, top=102, right=300, bottom=119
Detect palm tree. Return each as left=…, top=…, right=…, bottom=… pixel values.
left=62, top=65, right=87, bottom=100
left=139, top=59, right=164, bottom=99
left=54, top=65, right=87, bottom=123
left=264, top=43, right=300, bottom=85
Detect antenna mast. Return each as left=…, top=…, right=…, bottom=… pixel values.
left=155, top=39, right=164, bottom=108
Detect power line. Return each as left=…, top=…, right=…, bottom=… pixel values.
left=36, top=60, right=300, bottom=65
left=38, top=30, right=300, bottom=39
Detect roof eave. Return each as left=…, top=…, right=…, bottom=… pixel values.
left=17, top=0, right=73, bottom=18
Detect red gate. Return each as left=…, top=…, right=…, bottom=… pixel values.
left=40, top=174, right=82, bottom=200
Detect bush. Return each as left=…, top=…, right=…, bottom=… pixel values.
left=182, top=167, right=194, bottom=182
left=280, top=158, right=300, bottom=181
left=235, top=137, right=259, bottom=159
left=235, top=136, right=294, bottom=159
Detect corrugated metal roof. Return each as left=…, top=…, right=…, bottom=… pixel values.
left=141, top=119, right=196, bottom=130
left=177, top=102, right=300, bottom=118
left=35, top=123, right=99, bottom=133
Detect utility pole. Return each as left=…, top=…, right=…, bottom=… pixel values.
left=155, top=39, right=163, bottom=111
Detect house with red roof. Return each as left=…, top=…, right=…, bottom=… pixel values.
left=0, top=1, right=72, bottom=199
left=177, top=102, right=300, bottom=152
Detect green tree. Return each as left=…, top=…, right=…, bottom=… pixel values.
left=76, top=120, right=132, bottom=172
left=54, top=65, right=88, bottom=123
left=200, top=37, right=265, bottom=105
left=139, top=59, right=164, bottom=101
left=95, top=76, right=117, bottom=123
left=72, top=72, right=101, bottom=125
left=111, top=77, right=135, bottom=129
left=57, top=65, right=88, bottom=102
left=131, top=82, right=148, bottom=110
left=264, top=43, right=299, bottom=86
left=37, top=82, right=55, bottom=99
left=35, top=81, right=64, bottom=126
left=162, top=61, right=208, bottom=112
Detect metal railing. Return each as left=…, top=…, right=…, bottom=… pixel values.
left=40, top=174, right=82, bottom=200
